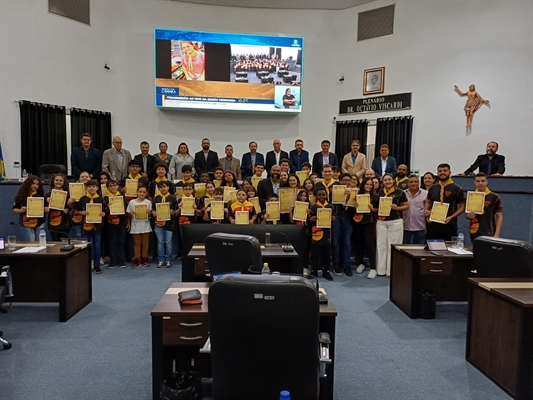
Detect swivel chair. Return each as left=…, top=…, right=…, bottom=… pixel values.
left=0, top=266, right=12, bottom=350
left=38, top=164, right=67, bottom=183
left=205, top=233, right=262, bottom=277
left=473, top=236, right=533, bottom=278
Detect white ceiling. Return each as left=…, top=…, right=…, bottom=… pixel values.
left=171, top=0, right=376, bottom=11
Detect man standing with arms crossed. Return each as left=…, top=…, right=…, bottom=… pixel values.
left=71, top=133, right=101, bottom=179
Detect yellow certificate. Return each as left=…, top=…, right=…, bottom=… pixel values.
left=156, top=202, right=171, bottom=221
left=125, top=179, right=138, bottom=196
left=279, top=188, right=296, bottom=213
left=49, top=189, right=67, bottom=210
left=251, top=176, right=262, bottom=189
left=309, top=194, right=316, bottom=205
left=293, top=201, right=309, bottom=222
left=69, top=183, right=85, bottom=200
left=109, top=196, right=125, bottom=215
left=316, top=208, right=332, bottom=229
left=235, top=210, right=249, bottom=225
left=430, top=202, right=449, bottom=224
left=296, top=171, right=308, bottom=187
left=378, top=197, right=392, bottom=217
left=181, top=197, right=195, bottom=216
left=466, top=191, right=485, bottom=214
left=194, top=183, right=206, bottom=199
left=210, top=201, right=224, bottom=220
left=101, top=184, right=111, bottom=197
left=266, top=201, right=280, bottom=221
left=356, top=194, right=371, bottom=213
left=27, top=197, right=44, bottom=218
left=134, top=204, right=148, bottom=221
left=223, top=186, right=236, bottom=202
left=155, top=185, right=161, bottom=198
left=203, top=197, right=212, bottom=209
left=229, top=190, right=238, bottom=203
left=332, top=185, right=347, bottom=204
left=249, top=197, right=261, bottom=214
left=345, top=189, right=357, bottom=207
left=175, top=186, right=184, bottom=200
left=86, top=203, right=102, bottom=223
left=213, top=180, right=222, bottom=188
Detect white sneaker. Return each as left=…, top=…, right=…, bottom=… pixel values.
left=303, top=268, right=310, bottom=276
left=355, top=264, right=365, bottom=274
left=100, top=257, right=104, bottom=266
left=367, top=269, right=377, bottom=279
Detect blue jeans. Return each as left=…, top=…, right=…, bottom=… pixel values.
left=70, top=224, right=83, bottom=239
left=403, top=230, right=426, bottom=244
left=155, top=226, right=173, bottom=262
left=84, top=232, right=102, bottom=267
left=19, top=224, right=44, bottom=241
left=332, top=214, right=353, bottom=268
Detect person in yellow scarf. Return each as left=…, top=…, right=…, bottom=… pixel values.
left=229, top=190, right=256, bottom=224
left=12, top=175, right=45, bottom=241
left=79, top=180, right=105, bottom=274
left=310, top=188, right=335, bottom=281
left=151, top=181, right=177, bottom=268
left=465, top=173, right=503, bottom=241
left=103, top=180, right=127, bottom=269
left=395, top=164, right=409, bottom=191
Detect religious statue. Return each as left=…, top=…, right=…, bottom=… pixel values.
left=454, top=84, right=489, bottom=128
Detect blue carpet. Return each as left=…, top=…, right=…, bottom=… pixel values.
left=0, top=264, right=511, bottom=400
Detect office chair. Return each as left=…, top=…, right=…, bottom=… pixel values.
left=209, top=274, right=329, bottom=400
left=205, top=233, right=262, bottom=276
left=0, top=266, right=13, bottom=350
left=473, top=236, right=533, bottom=278
left=38, top=164, right=67, bottom=183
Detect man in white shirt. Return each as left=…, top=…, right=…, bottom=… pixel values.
left=265, top=139, right=288, bottom=177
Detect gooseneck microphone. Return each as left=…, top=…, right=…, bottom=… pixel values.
left=253, top=225, right=294, bottom=253
left=48, top=230, right=74, bottom=251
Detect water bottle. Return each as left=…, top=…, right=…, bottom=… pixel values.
left=261, top=262, right=270, bottom=274
left=265, top=232, right=271, bottom=246
left=39, top=228, right=47, bottom=247
left=457, top=230, right=464, bottom=250
left=279, top=390, right=291, bottom=400
left=22, top=169, right=28, bottom=180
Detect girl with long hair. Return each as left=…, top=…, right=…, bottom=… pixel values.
left=12, top=175, right=46, bottom=241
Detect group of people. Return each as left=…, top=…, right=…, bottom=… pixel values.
left=14, top=136, right=504, bottom=280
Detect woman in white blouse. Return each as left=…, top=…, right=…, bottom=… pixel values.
left=170, top=142, right=195, bottom=180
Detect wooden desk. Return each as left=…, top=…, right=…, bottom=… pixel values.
left=390, top=245, right=475, bottom=318
left=466, top=278, right=533, bottom=400
left=0, top=242, right=92, bottom=322
left=188, top=243, right=299, bottom=276
left=151, top=282, right=337, bottom=400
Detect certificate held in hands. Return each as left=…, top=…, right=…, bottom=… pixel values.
left=345, top=189, right=357, bottom=207
left=194, top=183, right=206, bottom=199
left=378, top=197, right=392, bottom=217
left=430, top=202, right=449, bottom=224
left=332, top=185, right=347, bottom=204
left=249, top=197, right=261, bottom=214
left=293, top=201, right=308, bottom=222
left=356, top=194, right=371, bottom=213
left=50, top=189, right=67, bottom=210
left=210, top=201, right=224, bottom=220
left=235, top=211, right=249, bottom=225
left=109, top=196, right=125, bottom=215
left=27, top=197, right=45, bottom=218
left=134, top=204, right=148, bottom=221
left=125, top=179, right=138, bottom=197
left=181, top=197, right=195, bottom=216
left=69, top=183, right=85, bottom=200
left=279, top=188, right=296, bottom=213
left=156, top=203, right=171, bottom=221
left=266, top=201, right=280, bottom=221
left=86, top=203, right=102, bottom=223
left=251, top=176, right=262, bottom=190
left=466, top=191, right=485, bottom=214
left=316, top=208, right=332, bottom=229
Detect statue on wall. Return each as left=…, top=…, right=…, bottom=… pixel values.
left=454, top=84, right=490, bottom=128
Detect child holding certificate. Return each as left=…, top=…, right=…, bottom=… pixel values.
left=369, top=174, right=409, bottom=277
left=152, top=181, right=177, bottom=268
left=261, top=194, right=281, bottom=225
left=44, top=173, right=70, bottom=241
left=331, top=174, right=355, bottom=276
left=78, top=180, right=105, bottom=274
left=289, top=190, right=311, bottom=226
left=68, top=171, right=90, bottom=239
left=203, top=187, right=229, bottom=224
left=127, top=186, right=152, bottom=268
left=121, top=160, right=148, bottom=202
left=229, top=189, right=256, bottom=224
left=465, top=173, right=503, bottom=241
left=352, top=178, right=377, bottom=278
left=149, top=163, right=174, bottom=199
left=197, top=181, right=215, bottom=222
left=176, top=184, right=199, bottom=224
left=103, top=180, right=127, bottom=269
left=310, top=188, right=335, bottom=281
left=12, top=175, right=46, bottom=241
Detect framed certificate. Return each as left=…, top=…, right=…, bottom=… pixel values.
left=86, top=203, right=102, bottom=223
left=156, top=202, right=171, bottom=221
left=27, top=197, right=44, bottom=218
left=356, top=194, right=371, bottom=213
left=49, top=189, right=67, bottom=211
left=251, top=176, right=262, bottom=189
left=181, top=197, right=195, bottom=216
left=223, top=186, right=236, bottom=202
left=229, top=190, right=238, bottom=204
left=293, top=201, right=309, bottom=222
left=203, top=197, right=212, bottom=209
left=429, top=202, right=449, bottom=224
left=279, top=188, right=296, bottom=213
left=210, top=201, right=224, bottom=220
left=316, top=208, right=332, bottom=229
left=194, top=183, right=206, bottom=199
left=466, top=191, right=485, bottom=214
left=332, top=185, right=347, bottom=204
left=249, top=197, right=261, bottom=214
left=296, top=171, right=308, bottom=187
left=109, top=196, right=125, bottom=215
left=213, top=180, right=222, bottom=188
left=378, top=197, right=392, bottom=217
left=345, top=189, right=357, bottom=207
left=175, top=186, right=184, bottom=200
left=266, top=201, right=280, bottom=221
left=235, top=210, right=249, bottom=225
left=101, top=184, right=111, bottom=197
left=69, top=183, right=85, bottom=200
left=125, top=179, right=138, bottom=197
left=134, top=204, right=148, bottom=221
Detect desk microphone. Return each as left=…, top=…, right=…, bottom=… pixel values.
left=254, top=225, right=294, bottom=252
left=48, top=230, right=75, bottom=251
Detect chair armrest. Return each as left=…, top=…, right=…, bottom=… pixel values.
left=319, top=332, right=332, bottom=378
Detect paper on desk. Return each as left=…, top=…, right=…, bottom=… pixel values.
left=14, top=246, right=46, bottom=253
left=446, top=248, right=472, bottom=255
left=166, top=286, right=327, bottom=295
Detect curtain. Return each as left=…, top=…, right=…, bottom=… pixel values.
left=375, top=116, right=414, bottom=167
left=335, top=119, right=368, bottom=159
left=70, top=108, right=112, bottom=155
left=19, top=101, right=67, bottom=175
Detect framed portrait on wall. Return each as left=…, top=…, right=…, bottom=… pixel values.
left=363, top=67, right=385, bottom=95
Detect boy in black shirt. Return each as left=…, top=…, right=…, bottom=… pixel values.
left=79, top=180, right=105, bottom=273
left=310, top=188, right=335, bottom=281
left=465, top=173, right=503, bottom=240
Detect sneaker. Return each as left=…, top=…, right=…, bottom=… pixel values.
left=323, top=270, right=333, bottom=281
left=94, top=266, right=102, bottom=274
left=356, top=264, right=365, bottom=274
left=157, top=262, right=164, bottom=268
left=132, top=258, right=140, bottom=268
left=303, top=268, right=310, bottom=276
left=107, top=263, right=115, bottom=269
left=344, top=267, right=353, bottom=277
left=142, top=257, right=150, bottom=267
left=118, top=263, right=127, bottom=269
left=333, top=265, right=342, bottom=276
left=103, top=256, right=111, bottom=264
left=100, top=257, right=104, bottom=266
left=166, top=262, right=172, bottom=268
left=367, top=269, right=377, bottom=279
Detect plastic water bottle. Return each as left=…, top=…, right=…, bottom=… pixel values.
left=279, top=390, right=291, bottom=400
left=457, top=230, right=464, bottom=250
left=265, top=232, right=271, bottom=246
left=22, top=169, right=28, bottom=180
left=261, top=262, right=270, bottom=274
left=39, top=229, right=47, bottom=247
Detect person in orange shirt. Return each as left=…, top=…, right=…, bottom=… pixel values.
left=229, top=189, right=257, bottom=224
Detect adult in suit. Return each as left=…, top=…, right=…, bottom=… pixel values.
left=459, top=141, right=506, bottom=176
left=257, top=165, right=288, bottom=208
left=371, top=144, right=397, bottom=178
left=71, top=133, right=102, bottom=179
left=241, top=141, right=264, bottom=178
left=289, top=139, right=310, bottom=173
left=218, top=144, right=242, bottom=180
left=265, top=139, right=289, bottom=176
left=311, top=140, right=339, bottom=176
left=194, top=138, right=219, bottom=177
left=341, top=140, right=367, bottom=179
left=133, top=141, right=157, bottom=181
left=102, top=136, right=132, bottom=182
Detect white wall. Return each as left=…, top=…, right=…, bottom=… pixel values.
left=1, top=0, right=531, bottom=178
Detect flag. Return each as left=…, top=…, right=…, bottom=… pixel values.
left=0, top=141, right=5, bottom=182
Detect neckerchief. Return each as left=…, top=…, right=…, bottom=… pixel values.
left=86, top=192, right=99, bottom=203
left=182, top=178, right=195, bottom=184
left=321, top=179, right=335, bottom=195
left=316, top=200, right=329, bottom=208
left=30, top=191, right=38, bottom=196
left=395, top=176, right=407, bottom=186
left=109, top=191, right=120, bottom=197
left=476, top=187, right=491, bottom=195
left=160, top=193, right=170, bottom=203
left=383, top=186, right=396, bottom=196
left=438, top=178, right=454, bottom=202
left=128, top=173, right=141, bottom=180
left=155, top=176, right=168, bottom=183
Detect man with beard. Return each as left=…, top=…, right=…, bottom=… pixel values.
left=465, top=173, right=503, bottom=241
left=395, top=164, right=409, bottom=190
left=424, top=163, right=465, bottom=240
left=459, top=141, right=506, bottom=176
left=194, top=138, right=219, bottom=178
left=257, top=165, right=288, bottom=209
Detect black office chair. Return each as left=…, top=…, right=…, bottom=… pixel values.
left=209, top=274, right=329, bottom=400
left=0, top=266, right=13, bottom=350
left=38, top=164, right=67, bottom=183
left=205, top=233, right=262, bottom=277
left=473, top=236, right=533, bottom=278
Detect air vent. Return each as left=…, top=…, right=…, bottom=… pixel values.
left=358, top=4, right=394, bottom=41
left=49, top=0, right=90, bottom=25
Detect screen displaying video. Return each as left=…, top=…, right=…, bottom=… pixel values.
left=155, top=29, right=304, bottom=113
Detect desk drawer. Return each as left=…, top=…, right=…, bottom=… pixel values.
left=193, top=257, right=208, bottom=275
left=162, top=315, right=209, bottom=346
left=419, top=258, right=453, bottom=275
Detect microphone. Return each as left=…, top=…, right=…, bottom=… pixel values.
left=253, top=225, right=294, bottom=252
left=48, top=230, right=74, bottom=251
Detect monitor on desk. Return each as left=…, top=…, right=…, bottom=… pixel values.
left=473, top=236, right=533, bottom=278
left=205, top=233, right=262, bottom=277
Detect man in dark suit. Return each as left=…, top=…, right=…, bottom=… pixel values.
left=134, top=141, right=157, bottom=181
left=371, top=144, right=397, bottom=178
left=194, top=138, right=219, bottom=177
left=257, top=165, right=288, bottom=208
left=311, top=140, right=339, bottom=176
left=289, top=139, right=309, bottom=173
left=265, top=139, right=289, bottom=176
left=241, top=141, right=264, bottom=178
left=459, top=141, right=506, bottom=176
left=71, top=133, right=102, bottom=179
